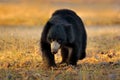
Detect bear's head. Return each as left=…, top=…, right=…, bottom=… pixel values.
left=47, top=23, right=75, bottom=54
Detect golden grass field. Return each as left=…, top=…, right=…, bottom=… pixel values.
left=0, top=26, right=120, bottom=80
left=0, top=2, right=120, bottom=80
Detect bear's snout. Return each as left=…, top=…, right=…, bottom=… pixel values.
left=51, top=41, right=60, bottom=54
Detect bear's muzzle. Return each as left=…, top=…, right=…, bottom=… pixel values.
left=51, top=41, right=60, bottom=54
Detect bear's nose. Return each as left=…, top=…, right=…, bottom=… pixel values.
left=51, top=49, right=58, bottom=54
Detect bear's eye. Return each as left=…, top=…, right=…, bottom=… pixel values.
left=48, top=37, right=53, bottom=42
left=48, top=37, right=51, bottom=40
left=57, top=39, right=62, bottom=43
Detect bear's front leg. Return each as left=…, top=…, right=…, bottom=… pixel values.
left=60, top=47, right=69, bottom=64
left=68, top=46, right=79, bottom=65
left=41, top=42, right=56, bottom=67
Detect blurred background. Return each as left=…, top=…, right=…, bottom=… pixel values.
left=0, top=0, right=119, bottom=26
left=0, top=1, right=120, bottom=79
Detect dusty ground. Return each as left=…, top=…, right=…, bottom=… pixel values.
left=0, top=26, right=120, bottom=80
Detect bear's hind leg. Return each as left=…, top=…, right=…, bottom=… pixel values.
left=60, top=47, right=69, bottom=64
left=79, top=33, right=87, bottom=60
left=79, top=50, right=86, bottom=60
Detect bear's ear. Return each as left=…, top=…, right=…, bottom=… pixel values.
left=65, top=24, right=75, bottom=43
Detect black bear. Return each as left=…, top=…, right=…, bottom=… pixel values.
left=40, top=9, right=87, bottom=67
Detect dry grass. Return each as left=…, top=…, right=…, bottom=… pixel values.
left=0, top=26, right=120, bottom=80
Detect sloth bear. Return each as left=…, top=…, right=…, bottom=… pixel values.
left=40, top=9, right=87, bottom=67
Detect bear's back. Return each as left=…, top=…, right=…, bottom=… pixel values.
left=52, top=9, right=77, bottom=17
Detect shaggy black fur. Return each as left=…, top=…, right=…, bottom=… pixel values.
left=40, top=9, right=87, bottom=67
